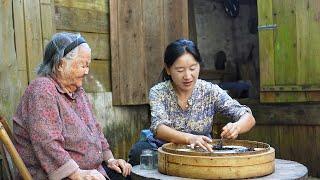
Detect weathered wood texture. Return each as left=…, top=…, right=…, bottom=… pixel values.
left=110, top=0, right=189, bottom=105
left=258, top=0, right=320, bottom=102
left=0, top=0, right=21, bottom=121
left=0, top=0, right=55, bottom=121
left=214, top=100, right=320, bottom=177
left=54, top=5, right=109, bottom=33
left=40, top=0, right=56, bottom=49
left=86, top=92, right=150, bottom=159
left=82, top=60, right=111, bottom=92
left=13, top=0, right=28, bottom=96
left=188, top=0, right=197, bottom=43
left=54, top=0, right=109, bottom=12
left=54, top=0, right=111, bottom=92
left=24, top=0, right=44, bottom=81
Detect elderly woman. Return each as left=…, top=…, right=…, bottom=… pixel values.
left=128, top=39, right=256, bottom=165
left=13, top=32, right=131, bottom=180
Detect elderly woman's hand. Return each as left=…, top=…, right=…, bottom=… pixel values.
left=187, top=134, right=213, bottom=152
left=107, top=159, right=132, bottom=177
left=221, top=122, right=241, bottom=139
left=68, top=168, right=106, bottom=180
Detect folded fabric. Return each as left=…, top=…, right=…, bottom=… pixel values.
left=139, top=129, right=166, bottom=149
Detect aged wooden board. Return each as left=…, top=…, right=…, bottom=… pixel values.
left=163, top=0, right=189, bottom=46
left=117, top=0, right=147, bottom=105
left=54, top=0, right=109, bottom=12
left=143, top=0, right=165, bottom=89
left=110, top=0, right=189, bottom=105
left=40, top=0, right=56, bottom=49
left=257, top=0, right=275, bottom=102
left=13, top=0, right=28, bottom=96
left=110, top=0, right=149, bottom=105
left=273, top=0, right=297, bottom=85
left=86, top=92, right=150, bottom=159
left=56, top=30, right=110, bottom=61
left=83, top=60, right=111, bottom=92
left=0, top=0, right=21, bottom=120
left=24, top=0, right=43, bottom=81
left=55, top=5, right=109, bottom=33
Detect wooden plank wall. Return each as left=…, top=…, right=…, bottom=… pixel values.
left=110, top=0, right=189, bottom=105
left=0, top=0, right=20, bottom=122
left=87, top=93, right=150, bottom=159
left=0, top=0, right=55, bottom=120
left=259, top=0, right=320, bottom=102
left=54, top=0, right=111, bottom=92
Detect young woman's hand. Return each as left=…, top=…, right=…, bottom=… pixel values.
left=107, top=159, right=132, bottom=177
left=221, top=122, right=241, bottom=139
left=187, top=134, right=213, bottom=152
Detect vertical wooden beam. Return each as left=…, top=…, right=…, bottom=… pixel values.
left=257, top=0, right=275, bottom=102
left=110, top=0, right=121, bottom=105
left=273, top=0, right=297, bottom=86
left=188, top=0, right=197, bottom=43
left=24, top=0, right=43, bottom=81
left=13, top=0, right=28, bottom=97
left=118, top=0, right=147, bottom=105
left=308, top=0, right=320, bottom=84
left=40, top=0, right=56, bottom=49
left=0, top=0, right=20, bottom=119
left=296, top=0, right=309, bottom=86
left=163, top=0, right=189, bottom=46
left=143, top=0, right=165, bottom=90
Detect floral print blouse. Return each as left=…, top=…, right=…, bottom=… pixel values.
left=149, top=79, right=252, bottom=138
left=13, top=77, right=113, bottom=180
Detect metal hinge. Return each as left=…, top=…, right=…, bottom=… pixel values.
left=257, top=24, right=277, bottom=30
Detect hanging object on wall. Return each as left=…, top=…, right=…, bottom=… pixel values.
left=224, top=0, right=239, bottom=18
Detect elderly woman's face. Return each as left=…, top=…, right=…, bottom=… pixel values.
left=59, top=45, right=91, bottom=92
left=166, top=53, right=200, bottom=93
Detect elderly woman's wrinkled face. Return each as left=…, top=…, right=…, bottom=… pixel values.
left=59, top=45, right=91, bottom=93
left=166, top=52, right=200, bottom=93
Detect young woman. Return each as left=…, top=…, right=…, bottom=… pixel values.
left=128, top=39, right=255, bottom=166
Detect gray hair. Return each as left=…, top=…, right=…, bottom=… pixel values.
left=37, top=32, right=88, bottom=76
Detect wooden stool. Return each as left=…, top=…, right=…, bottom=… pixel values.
left=131, top=159, right=308, bottom=180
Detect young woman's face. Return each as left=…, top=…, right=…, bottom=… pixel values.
left=166, top=53, right=200, bottom=93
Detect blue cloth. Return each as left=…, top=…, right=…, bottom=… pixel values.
left=139, top=129, right=165, bottom=149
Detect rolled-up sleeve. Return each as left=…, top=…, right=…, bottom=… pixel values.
left=26, top=90, right=78, bottom=180
left=149, top=88, right=172, bottom=135
left=213, top=85, right=252, bottom=121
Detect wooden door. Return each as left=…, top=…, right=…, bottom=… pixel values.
left=258, top=0, right=320, bottom=102
left=110, top=0, right=189, bottom=105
